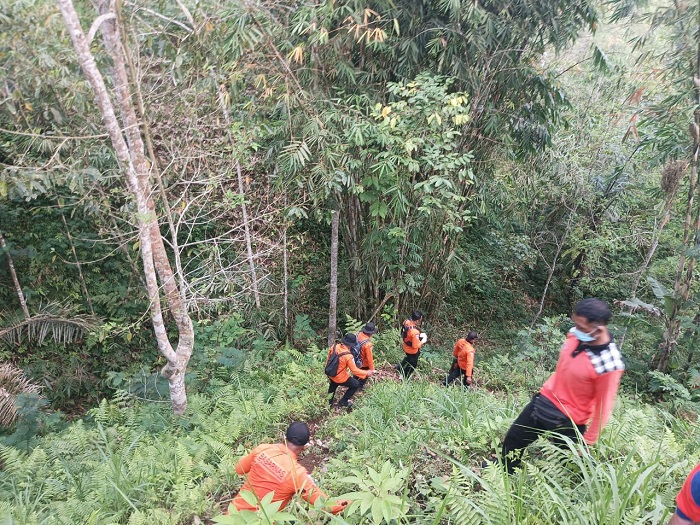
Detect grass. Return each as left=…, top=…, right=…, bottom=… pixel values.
left=0, top=344, right=698, bottom=525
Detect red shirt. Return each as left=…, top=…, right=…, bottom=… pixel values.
left=357, top=332, right=375, bottom=370
left=452, top=339, right=475, bottom=376
left=676, top=463, right=700, bottom=522
left=539, top=333, right=624, bottom=444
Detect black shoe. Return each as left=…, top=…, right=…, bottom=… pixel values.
left=339, top=400, right=354, bottom=410
left=480, top=457, right=498, bottom=468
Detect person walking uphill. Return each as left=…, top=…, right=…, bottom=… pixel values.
left=668, top=462, right=700, bottom=524
left=227, top=422, right=348, bottom=515
left=356, top=322, right=377, bottom=390
left=398, top=310, right=427, bottom=378
left=499, top=298, right=624, bottom=474
left=445, top=331, right=478, bottom=386
left=326, top=333, right=373, bottom=409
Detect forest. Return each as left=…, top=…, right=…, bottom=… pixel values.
left=1, top=0, right=700, bottom=523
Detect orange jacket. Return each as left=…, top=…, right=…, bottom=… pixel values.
left=357, top=332, right=375, bottom=370
left=452, top=339, right=475, bottom=376
left=326, top=343, right=369, bottom=383
left=231, top=443, right=345, bottom=514
left=402, top=324, right=422, bottom=355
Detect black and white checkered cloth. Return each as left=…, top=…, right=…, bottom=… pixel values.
left=585, top=342, right=625, bottom=374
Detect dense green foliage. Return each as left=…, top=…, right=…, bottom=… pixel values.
left=2, top=0, right=700, bottom=521
left=0, top=319, right=698, bottom=524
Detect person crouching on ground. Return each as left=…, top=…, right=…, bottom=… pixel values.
left=227, top=422, right=348, bottom=515
left=327, top=333, right=373, bottom=409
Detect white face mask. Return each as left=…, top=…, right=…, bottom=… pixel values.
left=569, top=326, right=596, bottom=342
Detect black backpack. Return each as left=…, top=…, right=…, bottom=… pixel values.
left=350, top=333, right=370, bottom=368
left=324, top=343, right=351, bottom=377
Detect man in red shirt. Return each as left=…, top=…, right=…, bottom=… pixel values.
left=499, top=298, right=624, bottom=473
left=445, top=331, right=478, bottom=386
left=326, top=333, right=373, bottom=408
left=668, top=462, right=700, bottom=524
left=228, top=422, right=347, bottom=515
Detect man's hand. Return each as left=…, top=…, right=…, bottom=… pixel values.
left=465, top=376, right=473, bottom=386
left=366, top=370, right=375, bottom=377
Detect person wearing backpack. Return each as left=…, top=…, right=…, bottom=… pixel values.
left=397, top=310, right=427, bottom=378
left=356, top=322, right=377, bottom=390
left=444, top=331, right=478, bottom=386
left=668, top=462, right=700, bottom=524
left=326, top=333, right=373, bottom=409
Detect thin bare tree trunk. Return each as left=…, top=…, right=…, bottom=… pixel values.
left=283, top=218, right=290, bottom=339
left=57, top=0, right=194, bottom=415
left=59, top=210, right=95, bottom=315
left=0, top=233, right=30, bottom=320
left=236, top=161, right=261, bottom=308
left=218, top=85, right=261, bottom=309
left=327, top=209, right=339, bottom=347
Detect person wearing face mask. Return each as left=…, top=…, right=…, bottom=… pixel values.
left=497, top=298, right=625, bottom=474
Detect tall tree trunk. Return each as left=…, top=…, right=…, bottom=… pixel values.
left=327, top=209, right=340, bottom=347
left=57, top=0, right=194, bottom=415
left=0, top=233, right=30, bottom=320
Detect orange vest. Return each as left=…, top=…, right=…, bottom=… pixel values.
left=357, top=332, right=375, bottom=370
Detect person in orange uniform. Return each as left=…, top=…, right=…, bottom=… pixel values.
left=499, top=298, right=624, bottom=474
left=356, top=322, right=377, bottom=390
left=668, top=462, right=700, bottom=524
left=398, top=310, right=427, bottom=378
left=228, top=422, right=347, bottom=515
left=445, top=331, right=478, bottom=386
left=327, top=333, right=373, bottom=408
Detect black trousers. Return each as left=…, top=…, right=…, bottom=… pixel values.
left=501, top=394, right=586, bottom=474
left=328, top=377, right=360, bottom=406
left=445, top=364, right=468, bottom=386
left=399, top=351, right=420, bottom=378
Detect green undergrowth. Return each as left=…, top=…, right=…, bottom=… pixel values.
left=0, top=337, right=698, bottom=525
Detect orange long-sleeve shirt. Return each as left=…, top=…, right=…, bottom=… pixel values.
left=326, top=343, right=369, bottom=383
left=357, top=332, right=375, bottom=370
left=401, top=320, right=423, bottom=354
left=452, top=339, right=475, bottom=376
left=540, top=333, right=624, bottom=444
left=231, top=443, right=344, bottom=514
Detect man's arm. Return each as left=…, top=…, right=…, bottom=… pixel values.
left=344, top=353, right=369, bottom=379
left=583, top=369, right=623, bottom=444
left=668, top=512, right=698, bottom=525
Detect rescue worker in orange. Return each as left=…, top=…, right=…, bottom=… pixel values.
left=445, top=331, right=478, bottom=386
left=327, top=333, right=373, bottom=408
left=227, top=422, right=348, bottom=516
left=356, top=322, right=377, bottom=390
left=398, top=310, right=427, bottom=378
